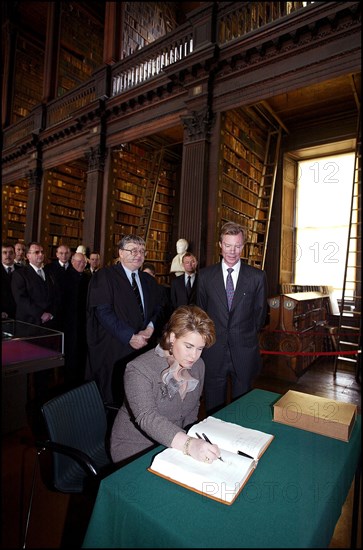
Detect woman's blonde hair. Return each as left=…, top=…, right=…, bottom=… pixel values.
left=160, top=305, right=216, bottom=350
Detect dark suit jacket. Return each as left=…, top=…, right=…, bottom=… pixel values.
left=44, top=260, right=70, bottom=329
left=85, top=263, right=164, bottom=403
left=170, top=273, right=198, bottom=310
left=11, top=264, right=61, bottom=329
left=1, top=263, right=23, bottom=318
left=197, top=261, right=267, bottom=389
left=63, top=267, right=92, bottom=384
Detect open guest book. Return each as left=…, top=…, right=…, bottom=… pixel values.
left=148, top=416, right=274, bottom=505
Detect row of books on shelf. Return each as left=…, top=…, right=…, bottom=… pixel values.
left=113, top=167, right=177, bottom=183
left=223, top=178, right=261, bottom=205
left=225, top=111, right=265, bottom=151
left=145, top=238, right=169, bottom=252
left=223, top=166, right=261, bottom=193
left=222, top=193, right=265, bottom=220
left=280, top=284, right=330, bottom=294
left=50, top=235, right=80, bottom=247
left=223, top=148, right=262, bottom=181
left=225, top=110, right=257, bottom=149
left=48, top=184, right=85, bottom=199
left=223, top=138, right=263, bottom=171
left=49, top=225, right=81, bottom=239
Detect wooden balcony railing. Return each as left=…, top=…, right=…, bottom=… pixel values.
left=46, top=82, right=97, bottom=127
left=111, top=24, right=193, bottom=96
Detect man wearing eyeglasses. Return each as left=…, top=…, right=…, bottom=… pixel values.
left=197, top=221, right=268, bottom=414
left=86, top=234, right=164, bottom=405
left=11, top=241, right=61, bottom=328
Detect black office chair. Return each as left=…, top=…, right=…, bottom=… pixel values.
left=22, top=381, right=119, bottom=548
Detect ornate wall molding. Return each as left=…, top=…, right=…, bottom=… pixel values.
left=86, top=145, right=106, bottom=171
left=181, top=107, right=214, bottom=142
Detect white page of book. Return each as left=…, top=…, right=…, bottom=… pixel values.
left=149, top=447, right=255, bottom=503
left=188, top=416, right=273, bottom=459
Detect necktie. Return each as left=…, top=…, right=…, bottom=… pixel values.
left=7, top=267, right=12, bottom=275
left=226, top=268, right=234, bottom=310
left=186, top=276, right=192, bottom=298
left=37, top=268, right=44, bottom=281
left=131, top=272, right=144, bottom=320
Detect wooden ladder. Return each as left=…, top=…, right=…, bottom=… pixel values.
left=249, top=123, right=282, bottom=270
left=334, top=110, right=361, bottom=381
left=136, top=147, right=164, bottom=243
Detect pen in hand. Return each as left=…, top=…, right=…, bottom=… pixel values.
left=199, top=432, right=224, bottom=462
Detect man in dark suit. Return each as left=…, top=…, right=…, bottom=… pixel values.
left=11, top=242, right=62, bottom=409
left=11, top=241, right=61, bottom=329
left=87, top=252, right=102, bottom=274
left=14, top=241, right=27, bottom=266
left=63, top=252, right=91, bottom=388
left=44, top=244, right=71, bottom=331
left=142, top=262, right=173, bottom=334
left=197, top=221, right=267, bottom=414
left=86, top=235, right=164, bottom=405
left=170, top=252, right=198, bottom=310
left=1, top=243, right=23, bottom=319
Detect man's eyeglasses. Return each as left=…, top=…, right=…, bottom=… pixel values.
left=122, top=248, right=146, bottom=257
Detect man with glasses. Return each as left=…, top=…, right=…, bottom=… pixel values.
left=11, top=241, right=61, bottom=328
left=11, top=242, right=62, bottom=404
left=197, top=222, right=268, bottom=414
left=86, top=234, right=164, bottom=405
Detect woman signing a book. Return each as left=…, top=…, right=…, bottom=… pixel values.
left=110, top=305, right=221, bottom=464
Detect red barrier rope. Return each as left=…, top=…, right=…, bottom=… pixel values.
left=260, top=350, right=360, bottom=356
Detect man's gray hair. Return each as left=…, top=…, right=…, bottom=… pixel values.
left=118, top=234, right=146, bottom=250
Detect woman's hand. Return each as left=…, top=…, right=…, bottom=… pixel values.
left=171, top=432, right=221, bottom=464
left=187, top=437, right=221, bottom=463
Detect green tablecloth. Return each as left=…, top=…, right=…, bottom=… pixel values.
left=82, top=389, right=361, bottom=548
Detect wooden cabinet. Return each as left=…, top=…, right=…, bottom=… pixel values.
left=260, top=291, right=330, bottom=380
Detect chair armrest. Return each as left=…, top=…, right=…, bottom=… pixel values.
left=35, top=440, right=99, bottom=476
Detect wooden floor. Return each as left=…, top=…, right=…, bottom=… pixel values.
left=1, top=357, right=361, bottom=549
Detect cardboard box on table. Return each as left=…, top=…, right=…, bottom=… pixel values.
left=273, top=390, right=357, bottom=442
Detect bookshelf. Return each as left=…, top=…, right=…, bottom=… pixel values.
left=219, top=107, right=280, bottom=268
left=109, top=144, right=179, bottom=284
left=2, top=179, right=29, bottom=243
left=58, top=3, right=103, bottom=95
left=42, top=164, right=86, bottom=259
left=13, top=38, right=44, bottom=122
left=122, top=2, right=177, bottom=57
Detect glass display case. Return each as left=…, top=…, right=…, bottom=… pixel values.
left=2, top=320, right=64, bottom=434
left=2, top=320, right=64, bottom=376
